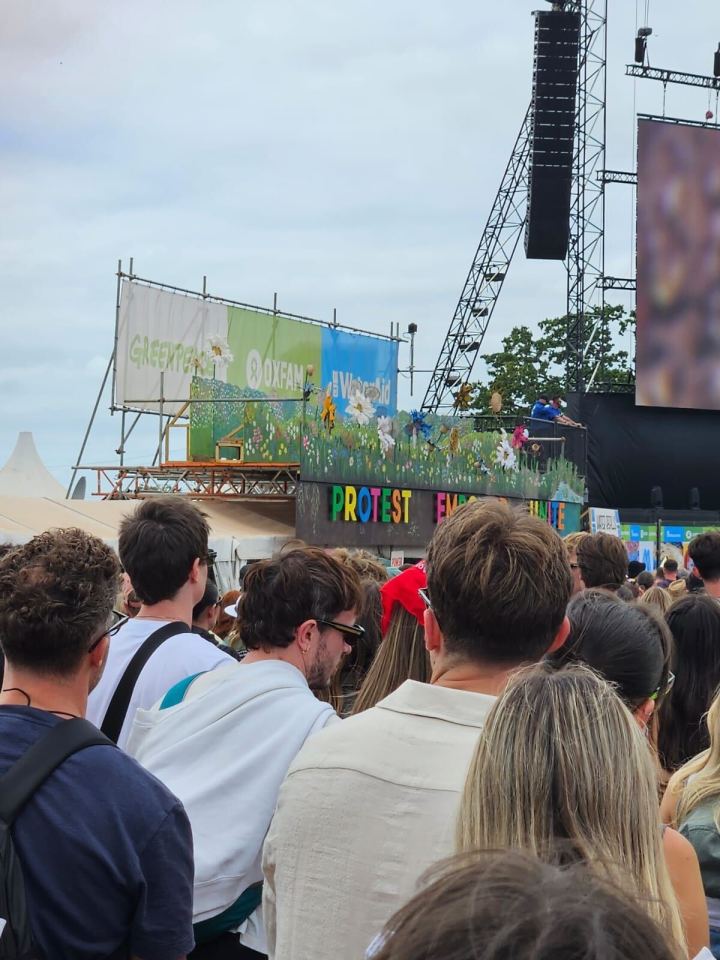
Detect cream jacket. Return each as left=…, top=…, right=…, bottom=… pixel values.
left=262, top=679, right=496, bottom=960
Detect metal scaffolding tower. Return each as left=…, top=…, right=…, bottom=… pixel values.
left=422, top=0, right=608, bottom=411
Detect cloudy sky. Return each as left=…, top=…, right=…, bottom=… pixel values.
left=2, top=1, right=718, bottom=487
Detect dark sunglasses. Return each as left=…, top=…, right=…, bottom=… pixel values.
left=650, top=671, right=676, bottom=702
left=316, top=618, right=365, bottom=643
left=418, top=587, right=432, bottom=611
left=201, top=549, right=217, bottom=567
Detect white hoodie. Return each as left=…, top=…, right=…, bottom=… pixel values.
left=126, top=658, right=339, bottom=950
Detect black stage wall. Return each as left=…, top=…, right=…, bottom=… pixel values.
left=567, top=392, right=720, bottom=511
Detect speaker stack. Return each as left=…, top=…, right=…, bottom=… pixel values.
left=524, top=10, right=581, bottom=261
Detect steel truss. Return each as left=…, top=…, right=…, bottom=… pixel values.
left=627, top=64, right=720, bottom=91
left=423, top=0, right=608, bottom=411
left=565, top=0, right=607, bottom=391
left=88, top=462, right=299, bottom=501
left=420, top=107, right=533, bottom=413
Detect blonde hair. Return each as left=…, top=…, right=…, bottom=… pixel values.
left=563, top=531, right=589, bottom=555
left=351, top=606, right=430, bottom=714
left=639, top=585, right=674, bottom=616
left=457, top=663, right=685, bottom=950
left=673, top=693, right=720, bottom=829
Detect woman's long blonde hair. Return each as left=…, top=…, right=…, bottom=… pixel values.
left=351, top=606, right=430, bottom=715
left=672, top=692, right=720, bottom=829
left=457, top=662, right=685, bottom=951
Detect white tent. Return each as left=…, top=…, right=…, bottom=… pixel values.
left=0, top=495, right=296, bottom=593
left=0, top=432, right=66, bottom=499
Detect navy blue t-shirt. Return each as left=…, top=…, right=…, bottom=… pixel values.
left=0, top=707, right=194, bottom=960
left=530, top=401, right=551, bottom=420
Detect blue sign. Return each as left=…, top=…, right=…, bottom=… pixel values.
left=663, top=526, right=685, bottom=544
left=321, top=328, right=398, bottom=416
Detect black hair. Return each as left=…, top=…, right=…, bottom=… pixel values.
left=192, top=579, right=219, bottom=622
left=549, top=589, right=671, bottom=709
left=688, top=532, right=720, bottom=581
left=658, top=594, right=720, bottom=771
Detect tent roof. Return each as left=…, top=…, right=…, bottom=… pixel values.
left=0, top=496, right=296, bottom=559
left=0, top=433, right=66, bottom=499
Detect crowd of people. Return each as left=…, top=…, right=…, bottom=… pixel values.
left=3, top=497, right=720, bottom=958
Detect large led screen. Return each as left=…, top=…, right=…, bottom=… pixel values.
left=636, top=119, right=720, bottom=410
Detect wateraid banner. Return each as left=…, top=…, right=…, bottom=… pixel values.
left=115, top=281, right=229, bottom=415
left=321, top=328, right=398, bottom=415
left=116, top=283, right=399, bottom=417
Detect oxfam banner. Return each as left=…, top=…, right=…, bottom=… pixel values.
left=115, top=281, right=230, bottom=415
left=321, top=328, right=398, bottom=415
left=226, top=307, right=322, bottom=397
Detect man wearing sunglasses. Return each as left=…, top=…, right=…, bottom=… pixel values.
left=125, top=546, right=362, bottom=959
left=263, top=499, right=573, bottom=960
left=87, top=497, right=231, bottom=749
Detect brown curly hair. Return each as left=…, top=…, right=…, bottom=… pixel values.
left=0, top=528, right=120, bottom=675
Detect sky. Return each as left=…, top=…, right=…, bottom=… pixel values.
left=2, top=0, right=719, bottom=488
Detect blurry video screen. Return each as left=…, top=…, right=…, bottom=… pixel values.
left=636, top=119, right=720, bottom=410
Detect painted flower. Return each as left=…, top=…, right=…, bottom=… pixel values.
left=449, top=427, right=460, bottom=456
left=377, top=416, right=395, bottom=455
left=346, top=390, right=376, bottom=426
left=321, top=393, right=337, bottom=432
left=511, top=425, right=529, bottom=449
left=206, top=335, right=234, bottom=368
left=495, top=431, right=517, bottom=471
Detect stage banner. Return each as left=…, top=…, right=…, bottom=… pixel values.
left=321, top=328, right=398, bottom=416
left=589, top=507, right=621, bottom=536
left=226, top=307, right=322, bottom=398
left=115, top=281, right=229, bottom=415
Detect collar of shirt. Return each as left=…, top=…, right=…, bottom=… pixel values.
left=376, top=679, right=495, bottom=728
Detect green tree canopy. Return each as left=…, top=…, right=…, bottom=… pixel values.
left=471, top=305, right=635, bottom=417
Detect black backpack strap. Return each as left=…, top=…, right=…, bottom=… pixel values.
left=100, top=621, right=189, bottom=743
left=0, top=718, right=114, bottom=824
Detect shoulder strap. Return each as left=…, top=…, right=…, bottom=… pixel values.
left=0, top=718, right=114, bottom=824
left=101, top=621, right=189, bottom=743
left=159, top=671, right=207, bottom=710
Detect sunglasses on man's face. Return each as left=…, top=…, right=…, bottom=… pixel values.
left=201, top=549, right=217, bottom=567
left=315, top=618, right=365, bottom=644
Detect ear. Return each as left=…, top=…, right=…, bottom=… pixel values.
left=89, top=635, right=109, bottom=670
left=424, top=608, right=443, bottom=654
left=545, top=615, right=571, bottom=655
left=189, top=557, right=203, bottom=584
left=633, top=698, right=655, bottom=729
left=294, top=618, right=317, bottom=655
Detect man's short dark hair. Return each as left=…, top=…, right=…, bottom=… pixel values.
left=192, top=579, right=219, bottom=622
left=662, top=558, right=678, bottom=574
left=0, top=528, right=119, bottom=675
left=689, top=532, right=720, bottom=582
left=575, top=533, right=627, bottom=589
left=239, top=547, right=362, bottom=651
left=119, top=497, right=210, bottom=605
left=538, top=395, right=548, bottom=404
left=426, top=499, right=572, bottom=665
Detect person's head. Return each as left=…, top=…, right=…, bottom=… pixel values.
left=550, top=589, right=673, bottom=731
left=192, top=579, right=220, bottom=632
left=331, top=578, right=383, bottom=715
left=638, top=584, right=674, bottom=615
left=537, top=394, right=549, bottom=405
left=551, top=395, right=564, bottom=408
left=117, top=571, right=142, bottom=618
left=425, top=500, right=571, bottom=671
left=662, top=558, right=679, bottom=581
left=689, top=531, right=720, bottom=583
left=627, top=559, right=646, bottom=580
left=372, top=850, right=684, bottom=960
left=238, top=547, right=362, bottom=689
left=658, top=594, right=720, bottom=772
left=0, top=528, right=119, bottom=689
left=351, top=603, right=430, bottom=715
left=636, top=571, right=655, bottom=593
left=118, top=497, right=210, bottom=607
left=332, top=548, right=389, bottom=585
left=563, top=531, right=589, bottom=595
left=457, top=662, right=684, bottom=947
left=214, top=588, right=241, bottom=641
left=666, top=578, right=686, bottom=600
left=575, top=532, right=628, bottom=589
left=675, top=688, right=720, bottom=829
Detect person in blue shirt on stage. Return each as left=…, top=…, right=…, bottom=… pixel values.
left=530, top=395, right=552, bottom=420
left=547, top=395, right=582, bottom=427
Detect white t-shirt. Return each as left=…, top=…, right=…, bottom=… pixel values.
left=126, top=658, right=339, bottom=953
left=86, top=617, right=230, bottom=749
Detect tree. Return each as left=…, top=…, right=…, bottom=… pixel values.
left=471, top=305, right=635, bottom=417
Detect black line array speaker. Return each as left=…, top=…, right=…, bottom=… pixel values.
left=524, top=10, right=581, bottom=261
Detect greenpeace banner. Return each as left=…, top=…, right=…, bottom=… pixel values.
left=116, top=282, right=398, bottom=416
left=115, top=281, right=228, bottom=414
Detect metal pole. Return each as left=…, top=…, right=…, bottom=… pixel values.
left=119, top=408, right=126, bottom=466
left=202, top=275, right=208, bottom=298
left=273, top=292, right=278, bottom=315
left=157, top=372, right=165, bottom=465
left=65, top=353, right=114, bottom=497
left=110, top=259, right=122, bottom=411
left=409, top=329, right=416, bottom=397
